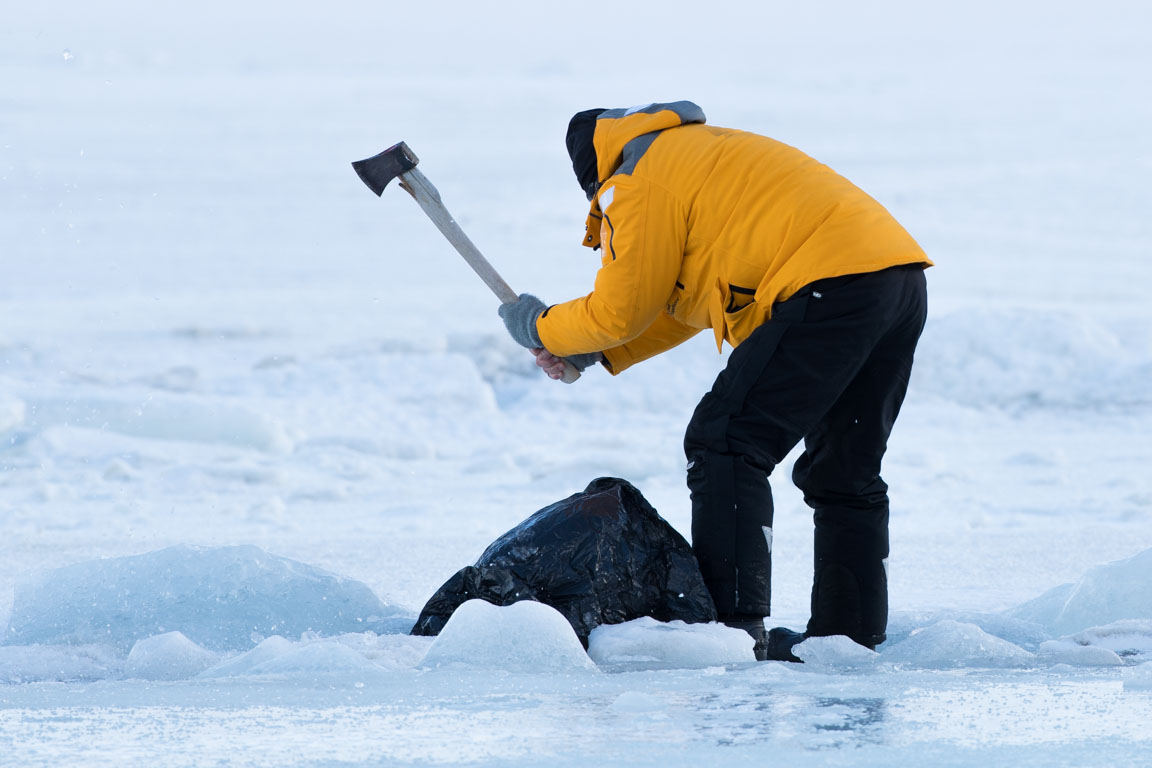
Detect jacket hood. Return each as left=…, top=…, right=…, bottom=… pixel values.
left=566, top=108, right=607, bottom=199
left=591, top=101, right=706, bottom=183
left=577, top=102, right=706, bottom=249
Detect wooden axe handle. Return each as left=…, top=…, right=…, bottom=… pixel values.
left=398, top=167, right=581, bottom=384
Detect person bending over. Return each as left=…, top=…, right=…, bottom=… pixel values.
left=499, top=101, right=930, bottom=661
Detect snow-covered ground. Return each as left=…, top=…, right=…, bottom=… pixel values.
left=3, top=0, right=1151, bottom=765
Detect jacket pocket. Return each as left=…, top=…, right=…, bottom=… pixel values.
left=724, top=283, right=757, bottom=313
left=708, top=280, right=769, bottom=351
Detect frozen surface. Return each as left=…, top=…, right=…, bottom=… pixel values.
left=3, top=0, right=1152, bottom=764
left=4, top=545, right=408, bottom=651
left=1126, top=663, right=1152, bottom=691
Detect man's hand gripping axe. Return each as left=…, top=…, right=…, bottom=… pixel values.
left=352, top=142, right=581, bottom=383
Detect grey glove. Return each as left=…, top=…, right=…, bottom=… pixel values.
left=565, top=351, right=603, bottom=371
left=498, top=293, right=546, bottom=349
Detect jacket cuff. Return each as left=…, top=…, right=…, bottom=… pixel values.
left=599, top=347, right=629, bottom=376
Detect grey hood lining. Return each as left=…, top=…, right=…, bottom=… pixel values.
left=599, top=101, right=706, bottom=124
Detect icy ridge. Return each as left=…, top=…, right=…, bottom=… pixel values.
left=4, top=545, right=1152, bottom=684
left=3, top=545, right=410, bottom=652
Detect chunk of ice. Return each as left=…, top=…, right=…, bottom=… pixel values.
left=792, top=635, right=879, bottom=668
left=199, top=635, right=296, bottom=678
left=883, top=620, right=1035, bottom=668
left=1037, top=640, right=1123, bottom=667
left=3, top=545, right=405, bottom=651
left=420, top=600, right=596, bottom=673
left=1008, top=548, right=1152, bottom=635
left=1038, top=619, right=1152, bottom=666
left=125, top=631, right=218, bottom=681
left=199, top=633, right=431, bottom=679
left=244, top=640, right=381, bottom=677
left=588, top=618, right=754, bottom=667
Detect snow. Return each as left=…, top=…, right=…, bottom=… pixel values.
left=3, top=0, right=1152, bottom=764
left=0, top=395, right=24, bottom=435
left=419, top=599, right=596, bottom=673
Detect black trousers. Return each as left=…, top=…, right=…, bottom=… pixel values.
left=684, top=264, right=927, bottom=647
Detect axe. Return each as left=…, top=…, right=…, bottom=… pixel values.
left=352, top=142, right=581, bottom=384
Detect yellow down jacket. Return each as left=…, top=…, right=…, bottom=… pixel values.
left=535, top=101, right=932, bottom=375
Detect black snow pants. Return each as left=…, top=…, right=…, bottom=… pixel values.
left=684, top=263, right=927, bottom=648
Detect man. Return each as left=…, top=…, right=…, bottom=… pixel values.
left=499, top=101, right=930, bottom=661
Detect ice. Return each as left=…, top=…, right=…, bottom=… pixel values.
left=25, top=394, right=294, bottom=453
left=199, top=633, right=433, bottom=679
left=886, top=610, right=1050, bottom=650
left=239, top=639, right=383, bottom=677
left=198, top=635, right=295, bottom=678
left=883, top=620, right=1035, bottom=669
left=1124, top=663, right=1152, bottom=691
left=1050, top=620, right=1152, bottom=663
left=124, top=631, right=218, bottom=681
left=610, top=690, right=667, bottom=713
left=792, top=635, right=880, bottom=668
left=1037, top=640, right=1124, bottom=667
left=587, top=617, right=754, bottom=667
left=3, top=545, right=408, bottom=651
left=0, top=644, right=123, bottom=684
left=419, top=599, right=596, bottom=673
left=328, top=631, right=433, bottom=671
left=1008, top=548, right=1152, bottom=636
left=4, top=0, right=1152, bottom=763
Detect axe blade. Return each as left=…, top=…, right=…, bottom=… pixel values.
left=352, top=141, right=419, bottom=197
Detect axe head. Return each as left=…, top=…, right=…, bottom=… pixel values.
left=352, top=142, right=419, bottom=197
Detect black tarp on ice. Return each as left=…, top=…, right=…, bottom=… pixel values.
left=410, top=477, right=717, bottom=644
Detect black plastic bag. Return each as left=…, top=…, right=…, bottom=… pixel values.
left=410, top=477, right=716, bottom=644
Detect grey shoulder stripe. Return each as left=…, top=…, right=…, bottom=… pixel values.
left=599, top=101, right=706, bottom=125
left=617, top=131, right=660, bottom=176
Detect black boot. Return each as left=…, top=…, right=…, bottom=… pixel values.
left=764, top=627, right=806, bottom=663
left=803, top=503, right=889, bottom=649
left=807, top=561, right=885, bottom=649
left=723, top=617, right=770, bottom=661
